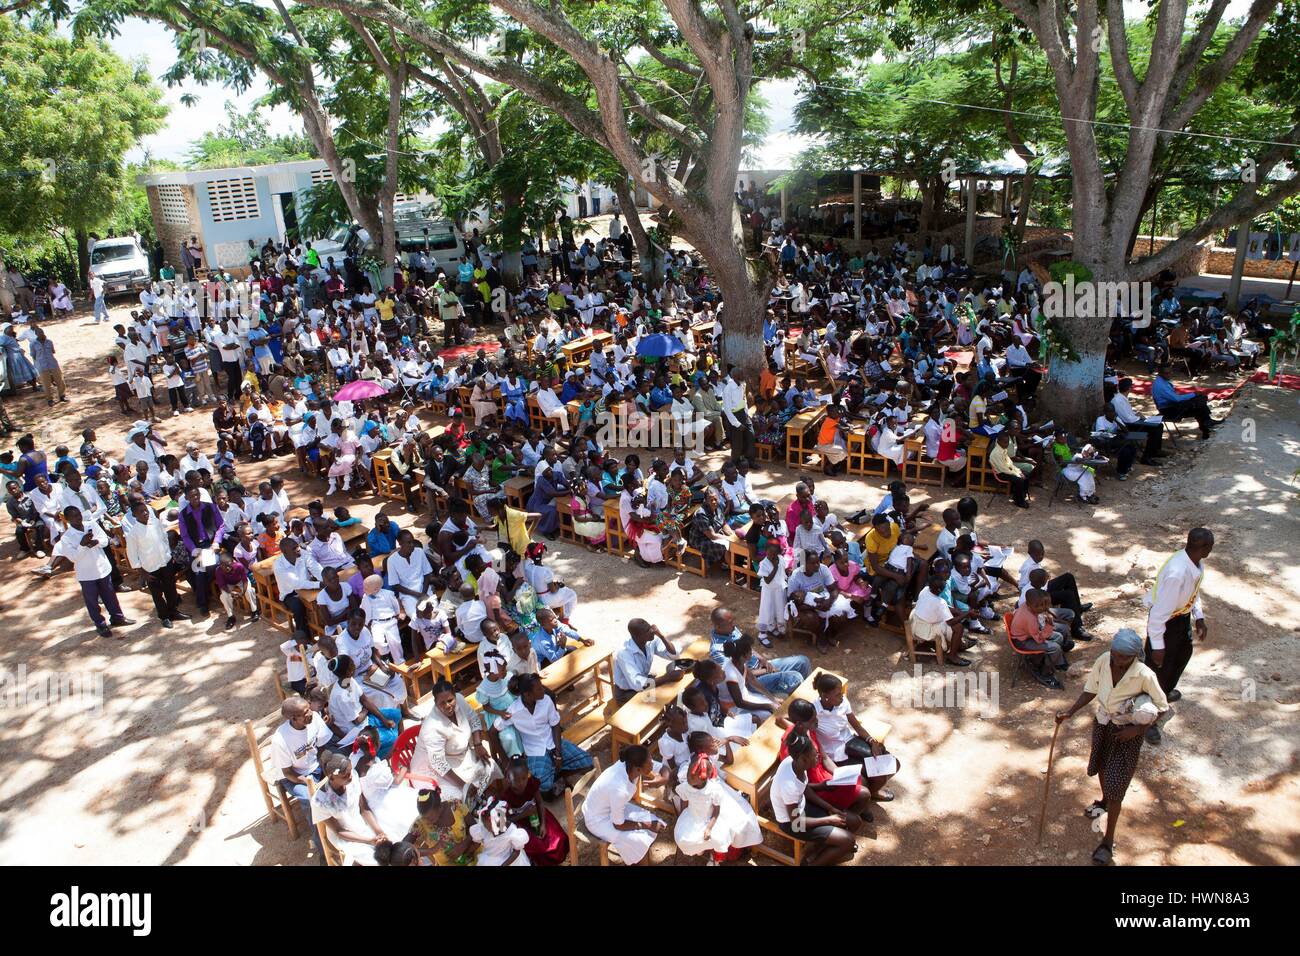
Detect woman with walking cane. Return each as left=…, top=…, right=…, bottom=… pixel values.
left=1053, top=629, right=1169, bottom=866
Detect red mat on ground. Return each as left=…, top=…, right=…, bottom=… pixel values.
left=1125, top=377, right=1246, bottom=401
left=438, top=341, right=500, bottom=362
left=1249, top=370, right=1300, bottom=390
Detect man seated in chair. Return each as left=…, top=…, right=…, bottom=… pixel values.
left=1152, top=363, right=1218, bottom=440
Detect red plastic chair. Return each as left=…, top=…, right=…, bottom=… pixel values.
left=389, top=725, right=420, bottom=777
left=1003, top=611, right=1046, bottom=688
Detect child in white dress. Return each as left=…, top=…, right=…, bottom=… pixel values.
left=672, top=740, right=761, bottom=863
left=756, top=538, right=789, bottom=643
left=471, top=799, right=531, bottom=866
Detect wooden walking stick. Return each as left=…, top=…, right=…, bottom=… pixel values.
left=1036, top=721, right=1063, bottom=844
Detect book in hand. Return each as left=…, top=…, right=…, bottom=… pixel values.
left=983, top=545, right=1014, bottom=569
left=829, top=763, right=863, bottom=787
left=863, top=753, right=899, bottom=778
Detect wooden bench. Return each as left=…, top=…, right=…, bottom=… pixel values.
left=755, top=441, right=775, bottom=462
left=727, top=535, right=759, bottom=590
left=784, top=407, right=826, bottom=468
left=541, top=645, right=615, bottom=745
left=724, top=668, right=892, bottom=813
left=847, top=429, right=890, bottom=478
left=394, top=638, right=480, bottom=699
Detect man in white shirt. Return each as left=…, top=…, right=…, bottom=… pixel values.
left=720, top=366, right=755, bottom=464
left=122, top=499, right=187, bottom=627
left=1017, top=539, right=1092, bottom=642
left=246, top=481, right=285, bottom=528
left=611, top=618, right=684, bottom=705
left=53, top=470, right=107, bottom=525
left=385, top=530, right=434, bottom=619
left=273, top=537, right=323, bottom=639
left=48, top=505, right=134, bottom=637
left=1110, top=377, right=1165, bottom=463
left=178, top=442, right=213, bottom=478
left=1144, top=528, right=1213, bottom=742
left=534, top=384, right=570, bottom=435
left=271, top=697, right=333, bottom=856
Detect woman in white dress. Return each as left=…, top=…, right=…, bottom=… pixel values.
left=310, top=752, right=385, bottom=865
left=409, top=679, right=502, bottom=800
left=469, top=798, right=531, bottom=866
left=673, top=749, right=762, bottom=863
left=580, top=744, right=668, bottom=865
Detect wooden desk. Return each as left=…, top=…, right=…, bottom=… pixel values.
left=784, top=407, right=826, bottom=468
left=542, top=645, right=614, bottom=745
left=502, top=475, right=534, bottom=511
left=847, top=429, right=889, bottom=478
left=606, top=637, right=711, bottom=759
left=966, top=436, right=997, bottom=492
left=723, top=668, right=892, bottom=814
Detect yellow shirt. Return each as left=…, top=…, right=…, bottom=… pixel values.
left=988, top=442, right=1018, bottom=477
left=495, top=506, right=533, bottom=555
left=377, top=298, right=396, bottom=322
left=1083, top=652, right=1169, bottom=724
left=967, top=395, right=987, bottom=428
left=864, top=525, right=900, bottom=565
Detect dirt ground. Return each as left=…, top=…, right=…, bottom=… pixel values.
left=0, top=295, right=1297, bottom=867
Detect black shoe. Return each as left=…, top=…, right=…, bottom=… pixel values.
left=1166, top=689, right=1182, bottom=702
left=109, top=617, right=135, bottom=627
left=1075, top=630, right=1095, bottom=642
left=1078, top=602, right=1094, bottom=613
left=1144, top=726, right=1162, bottom=745
left=160, top=619, right=173, bottom=629
left=172, top=610, right=191, bottom=621
left=225, top=615, right=237, bottom=629
left=96, top=625, right=113, bottom=638
left=1055, top=662, right=1070, bottom=671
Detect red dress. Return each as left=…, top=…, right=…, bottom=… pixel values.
left=779, top=726, right=863, bottom=810
left=504, top=777, right=569, bottom=866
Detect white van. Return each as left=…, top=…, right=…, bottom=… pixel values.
left=308, top=203, right=466, bottom=276
left=89, top=236, right=151, bottom=296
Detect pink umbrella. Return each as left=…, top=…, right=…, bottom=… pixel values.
left=333, top=379, right=388, bottom=402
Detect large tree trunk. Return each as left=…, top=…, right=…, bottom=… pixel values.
left=1039, top=238, right=1125, bottom=431
left=919, top=175, right=944, bottom=232
left=683, top=200, right=772, bottom=382
left=74, top=230, right=91, bottom=293
left=612, top=178, right=652, bottom=279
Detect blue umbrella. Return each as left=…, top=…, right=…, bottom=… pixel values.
left=636, top=333, right=684, bottom=358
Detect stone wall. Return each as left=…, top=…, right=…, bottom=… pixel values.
left=1132, top=236, right=1298, bottom=279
